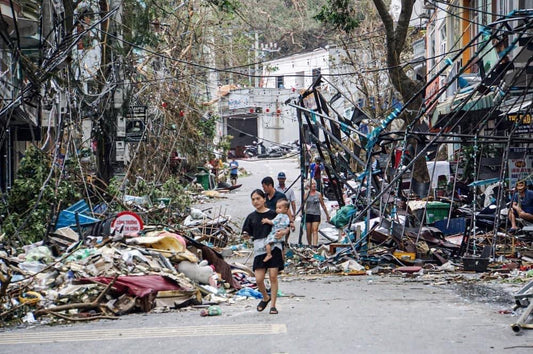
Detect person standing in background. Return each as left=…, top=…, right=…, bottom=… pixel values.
left=262, top=176, right=287, bottom=211
left=309, top=157, right=324, bottom=192
left=276, top=172, right=297, bottom=231
left=508, top=180, right=533, bottom=233
left=302, top=180, right=330, bottom=246
left=229, top=158, right=239, bottom=185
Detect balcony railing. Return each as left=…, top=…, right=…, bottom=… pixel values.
left=412, top=38, right=426, bottom=60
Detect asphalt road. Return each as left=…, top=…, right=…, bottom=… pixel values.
left=0, top=275, right=530, bottom=353
left=1, top=156, right=531, bottom=353
left=194, top=156, right=333, bottom=245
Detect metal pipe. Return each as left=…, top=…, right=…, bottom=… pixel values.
left=511, top=301, right=533, bottom=333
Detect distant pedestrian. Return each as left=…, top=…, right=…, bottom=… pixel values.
left=229, top=158, right=239, bottom=185
left=242, top=189, right=287, bottom=314
left=309, top=157, right=324, bottom=192
left=303, top=180, right=330, bottom=246
left=263, top=176, right=294, bottom=238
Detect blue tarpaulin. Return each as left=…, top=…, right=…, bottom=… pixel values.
left=468, top=178, right=501, bottom=187
left=55, top=200, right=100, bottom=230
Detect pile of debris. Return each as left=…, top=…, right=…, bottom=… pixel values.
left=0, top=204, right=255, bottom=326
left=2, top=193, right=532, bottom=328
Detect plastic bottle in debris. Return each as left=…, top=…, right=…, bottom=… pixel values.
left=200, top=305, right=222, bottom=317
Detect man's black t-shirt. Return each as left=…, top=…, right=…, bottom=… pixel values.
left=266, top=190, right=286, bottom=211
left=242, top=209, right=277, bottom=240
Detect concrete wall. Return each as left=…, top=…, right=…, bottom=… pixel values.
left=220, top=88, right=299, bottom=147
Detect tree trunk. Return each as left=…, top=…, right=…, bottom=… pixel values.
left=95, top=0, right=114, bottom=184
left=373, top=0, right=429, bottom=183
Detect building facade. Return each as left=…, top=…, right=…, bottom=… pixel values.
left=423, top=0, right=533, bottom=182
left=0, top=0, right=41, bottom=193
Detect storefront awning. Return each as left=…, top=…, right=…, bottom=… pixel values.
left=431, top=89, right=497, bottom=128
left=500, top=98, right=533, bottom=134
left=502, top=99, right=532, bottom=116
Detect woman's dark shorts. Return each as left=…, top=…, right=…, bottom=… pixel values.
left=305, top=213, right=321, bottom=223
left=253, top=247, right=284, bottom=271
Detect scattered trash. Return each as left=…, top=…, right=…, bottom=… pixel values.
left=0, top=205, right=244, bottom=326
left=200, top=305, right=222, bottom=317
left=235, top=287, right=263, bottom=299
left=1, top=157, right=532, bottom=330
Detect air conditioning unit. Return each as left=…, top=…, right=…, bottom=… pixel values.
left=41, top=110, right=55, bottom=128
left=117, top=113, right=126, bottom=137
left=115, top=141, right=125, bottom=162
left=58, top=92, right=68, bottom=115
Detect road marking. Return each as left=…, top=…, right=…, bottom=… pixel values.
left=0, top=324, right=287, bottom=345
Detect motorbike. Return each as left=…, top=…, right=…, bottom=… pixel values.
left=243, top=141, right=266, bottom=158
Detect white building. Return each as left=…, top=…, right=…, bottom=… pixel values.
left=219, top=88, right=298, bottom=155
left=260, top=46, right=361, bottom=118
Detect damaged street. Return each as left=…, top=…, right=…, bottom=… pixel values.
left=2, top=2, right=533, bottom=353
left=1, top=158, right=532, bottom=353
left=0, top=275, right=526, bottom=353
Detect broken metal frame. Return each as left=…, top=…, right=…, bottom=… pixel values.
left=290, top=11, right=533, bottom=259
left=511, top=280, right=533, bottom=333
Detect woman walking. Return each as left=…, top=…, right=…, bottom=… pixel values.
left=303, top=180, right=330, bottom=246
left=242, top=189, right=287, bottom=314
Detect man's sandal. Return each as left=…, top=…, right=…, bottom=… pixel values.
left=257, top=297, right=271, bottom=312
left=269, top=307, right=278, bottom=314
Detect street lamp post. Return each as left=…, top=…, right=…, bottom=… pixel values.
left=254, top=42, right=280, bottom=87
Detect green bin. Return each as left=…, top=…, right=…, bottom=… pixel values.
left=196, top=171, right=210, bottom=190
left=426, top=201, right=450, bottom=224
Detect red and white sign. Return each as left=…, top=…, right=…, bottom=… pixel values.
left=111, top=211, right=144, bottom=235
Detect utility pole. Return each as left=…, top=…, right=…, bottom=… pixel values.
left=95, top=0, right=122, bottom=183
left=254, top=32, right=259, bottom=87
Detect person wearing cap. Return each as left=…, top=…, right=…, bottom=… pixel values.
left=262, top=176, right=294, bottom=237
left=276, top=172, right=297, bottom=231
left=508, top=180, right=533, bottom=233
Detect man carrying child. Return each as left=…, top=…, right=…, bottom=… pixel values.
left=261, top=199, right=290, bottom=262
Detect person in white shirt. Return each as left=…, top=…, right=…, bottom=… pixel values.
left=275, top=172, right=296, bottom=231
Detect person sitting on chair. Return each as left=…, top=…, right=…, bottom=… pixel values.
left=508, top=180, right=533, bottom=233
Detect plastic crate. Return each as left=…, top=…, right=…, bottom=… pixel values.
left=463, top=256, right=489, bottom=272
left=393, top=251, right=416, bottom=261
left=426, top=202, right=451, bottom=224
left=434, top=217, right=466, bottom=235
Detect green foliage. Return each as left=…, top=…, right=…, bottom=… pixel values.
left=207, top=0, right=241, bottom=13
left=198, top=114, right=217, bottom=139
left=265, top=64, right=279, bottom=73
left=0, top=146, right=81, bottom=245
left=314, top=0, right=362, bottom=33
left=106, top=177, right=123, bottom=202
left=160, top=177, right=191, bottom=211
left=123, top=0, right=162, bottom=47
left=456, top=143, right=502, bottom=183
left=455, top=145, right=477, bottom=183
left=217, top=135, right=233, bottom=161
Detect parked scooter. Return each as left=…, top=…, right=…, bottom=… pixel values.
left=243, top=141, right=266, bottom=158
